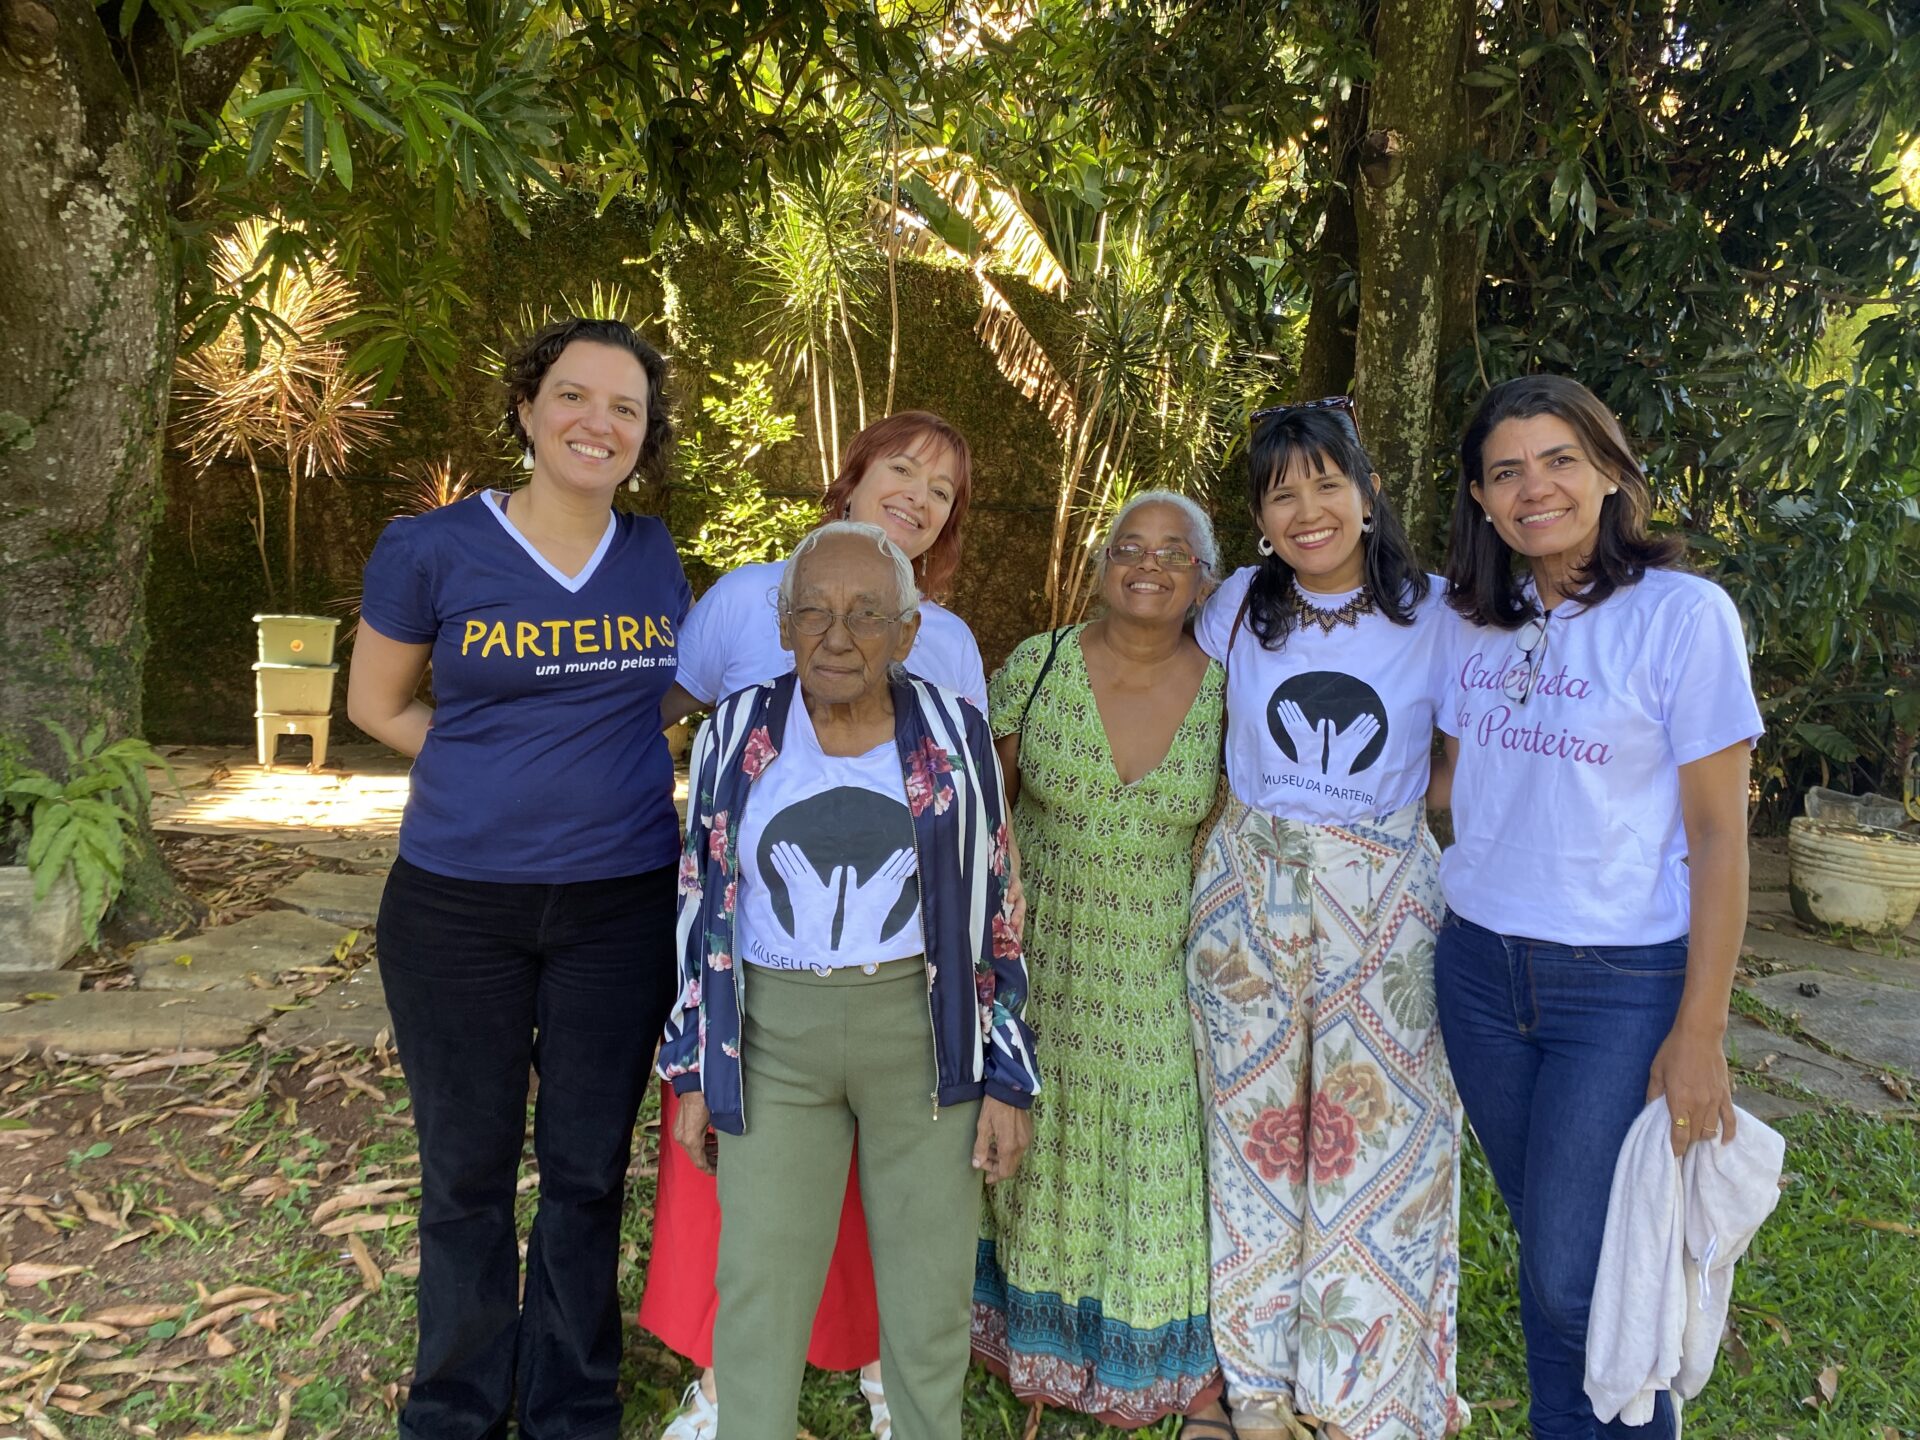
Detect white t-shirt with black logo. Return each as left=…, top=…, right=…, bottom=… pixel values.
left=735, top=697, right=925, bottom=974
left=675, top=559, right=987, bottom=712
left=1436, top=566, right=1763, bottom=947
left=1197, top=566, right=1454, bottom=825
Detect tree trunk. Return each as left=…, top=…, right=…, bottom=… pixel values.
left=1295, top=85, right=1369, bottom=402
left=1350, top=0, right=1478, bottom=544
left=0, top=0, right=174, bottom=775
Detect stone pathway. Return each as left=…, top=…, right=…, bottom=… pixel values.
left=1, top=760, right=1915, bottom=1114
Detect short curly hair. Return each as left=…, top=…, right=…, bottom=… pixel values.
left=503, top=317, right=674, bottom=483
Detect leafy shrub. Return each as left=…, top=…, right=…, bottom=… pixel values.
left=0, top=724, right=171, bottom=941
left=678, top=361, right=819, bottom=575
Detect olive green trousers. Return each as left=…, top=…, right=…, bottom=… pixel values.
left=714, top=959, right=983, bottom=1440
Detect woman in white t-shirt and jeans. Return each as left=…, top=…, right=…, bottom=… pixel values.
left=1432, top=375, right=1761, bottom=1440
left=1186, top=399, right=1461, bottom=1440
left=642, top=411, right=986, bottom=1440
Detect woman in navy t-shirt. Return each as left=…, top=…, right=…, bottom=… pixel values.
left=348, top=317, right=691, bottom=1440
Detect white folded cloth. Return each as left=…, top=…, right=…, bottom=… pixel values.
left=1584, top=1095, right=1786, bottom=1425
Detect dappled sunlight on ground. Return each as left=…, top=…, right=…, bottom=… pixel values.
left=149, top=745, right=409, bottom=838
left=146, top=743, right=690, bottom=839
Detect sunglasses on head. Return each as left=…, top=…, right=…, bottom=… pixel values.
left=1251, top=395, right=1358, bottom=432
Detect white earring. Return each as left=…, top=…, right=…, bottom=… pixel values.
left=521, top=448, right=535, bottom=471
left=1607, top=486, right=1619, bottom=495
left=1361, top=517, right=1374, bottom=533
left=1257, top=536, right=1275, bottom=557
left=627, top=475, right=641, bottom=492
left=1483, top=513, right=1493, bottom=524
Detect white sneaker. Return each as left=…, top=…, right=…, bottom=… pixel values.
left=860, top=1374, right=891, bottom=1440
left=662, top=1380, right=718, bottom=1440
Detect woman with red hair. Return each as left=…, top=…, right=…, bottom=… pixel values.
left=646, top=410, right=987, bottom=1440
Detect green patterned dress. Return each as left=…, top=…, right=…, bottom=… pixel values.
left=971, top=625, right=1226, bottom=1425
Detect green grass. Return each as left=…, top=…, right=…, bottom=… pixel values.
left=1456, top=1113, right=1920, bottom=1440
left=3, top=1055, right=1914, bottom=1440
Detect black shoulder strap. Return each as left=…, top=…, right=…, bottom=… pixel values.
left=1225, top=591, right=1252, bottom=666
left=1018, top=626, right=1072, bottom=741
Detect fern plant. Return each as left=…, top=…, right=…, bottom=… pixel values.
left=0, top=724, right=171, bottom=943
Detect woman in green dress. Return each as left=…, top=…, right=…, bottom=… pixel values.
left=972, top=491, right=1229, bottom=1432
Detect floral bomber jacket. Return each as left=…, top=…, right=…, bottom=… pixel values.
left=656, top=671, right=1039, bottom=1136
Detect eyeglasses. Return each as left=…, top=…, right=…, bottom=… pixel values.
left=1251, top=395, right=1359, bottom=432
left=1502, top=614, right=1550, bottom=704
left=782, top=606, right=910, bottom=639
left=1104, top=543, right=1206, bottom=569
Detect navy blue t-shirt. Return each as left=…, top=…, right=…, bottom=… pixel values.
left=360, top=491, right=691, bottom=884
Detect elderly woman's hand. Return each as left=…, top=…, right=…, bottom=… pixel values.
left=972, top=1098, right=1032, bottom=1184
left=674, top=1091, right=718, bottom=1177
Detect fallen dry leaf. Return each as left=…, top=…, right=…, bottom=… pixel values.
left=345, top=1233, right=383, bottom=1291
left=69, top=1191, right=125, bottom=1231
left=1802, top=1361, right=1843, bottom=1409
left=181, top=1299, right=270, bottom=1338
left=1847, top=1216, right=1920, bottom=1237
left=68, top=1359, right=192, bottom=1380
left=203, top=1330, right=236, bottom=1359
left=5, top=1263, right=84, bottom=1288
left=18, top=1323, right=121, bottom=1341
left=317, top=1212, right=415, bottom=1238
left=201, top=1285, right=288, bottom=1308
left=100, top=1225, right=154, bottom=1253
left=86, top=1303, right=183, bottom=1328
left=307, top=1293, right=365, bottom=1346
left=106, top=1052, right=218, bottom=1080
left=309, top=1178, right=415, bottom=1225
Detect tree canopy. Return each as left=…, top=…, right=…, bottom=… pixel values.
left=2, top=0, right=1915, bottom=818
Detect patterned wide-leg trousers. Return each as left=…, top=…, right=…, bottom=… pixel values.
left=1186, top=797, right=1462, bottom=1439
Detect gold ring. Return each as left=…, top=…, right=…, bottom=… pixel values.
left=1673, top=1116, right=1689, bottom=1128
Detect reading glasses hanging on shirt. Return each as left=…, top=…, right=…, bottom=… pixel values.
left=1503, top=614, right=1551, bottom=704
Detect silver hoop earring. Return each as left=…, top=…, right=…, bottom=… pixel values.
left=1361, top=517, right=1374, bottom=534
left=521, top=448, right=535, bottom=471
left=1257, top=536, right=1274, bottom=557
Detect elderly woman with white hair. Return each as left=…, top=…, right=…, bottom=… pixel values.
left=658, top=520, right=1037, bottom=1440
left=971, top=491, right=1230, bottom=1433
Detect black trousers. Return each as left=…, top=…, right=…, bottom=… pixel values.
left=378, top=855, right=678, bottom=1440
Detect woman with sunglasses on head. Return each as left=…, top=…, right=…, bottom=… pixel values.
left=1432, top=375, right=1760, bottom=1440
left=1186, top=399, right=1462, bottom=1440
left=971, top=492, right=1228, bottom=1435
left=642, top=411, right=988, bottom=1440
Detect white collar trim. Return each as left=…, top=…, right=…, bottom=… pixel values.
left=484, top=490, right=616, bottom=593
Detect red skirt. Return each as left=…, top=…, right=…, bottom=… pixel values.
left=638, top=1082, right=881, bottom=1370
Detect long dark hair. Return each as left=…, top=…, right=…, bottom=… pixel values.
left=1447, top=374, right=1683, bottom=628
left=504, top=316, right=675, bottom=484
left=1243, top=407, right=1429, bottom=650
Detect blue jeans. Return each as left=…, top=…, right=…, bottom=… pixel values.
left=379, top=856, right=678, bottom=1440
left=1434, top=915, right=1685, bottom=1440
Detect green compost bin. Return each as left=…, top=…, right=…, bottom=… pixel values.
left=254, top=613, right=341, bottom=665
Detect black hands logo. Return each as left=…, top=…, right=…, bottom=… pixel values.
left=1266, top=672, right=1389, bottom=777
left=758, top=787, right=919, bottom=949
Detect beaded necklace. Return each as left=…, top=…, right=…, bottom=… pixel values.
left=1293, top=585, right=1376, bottom=635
